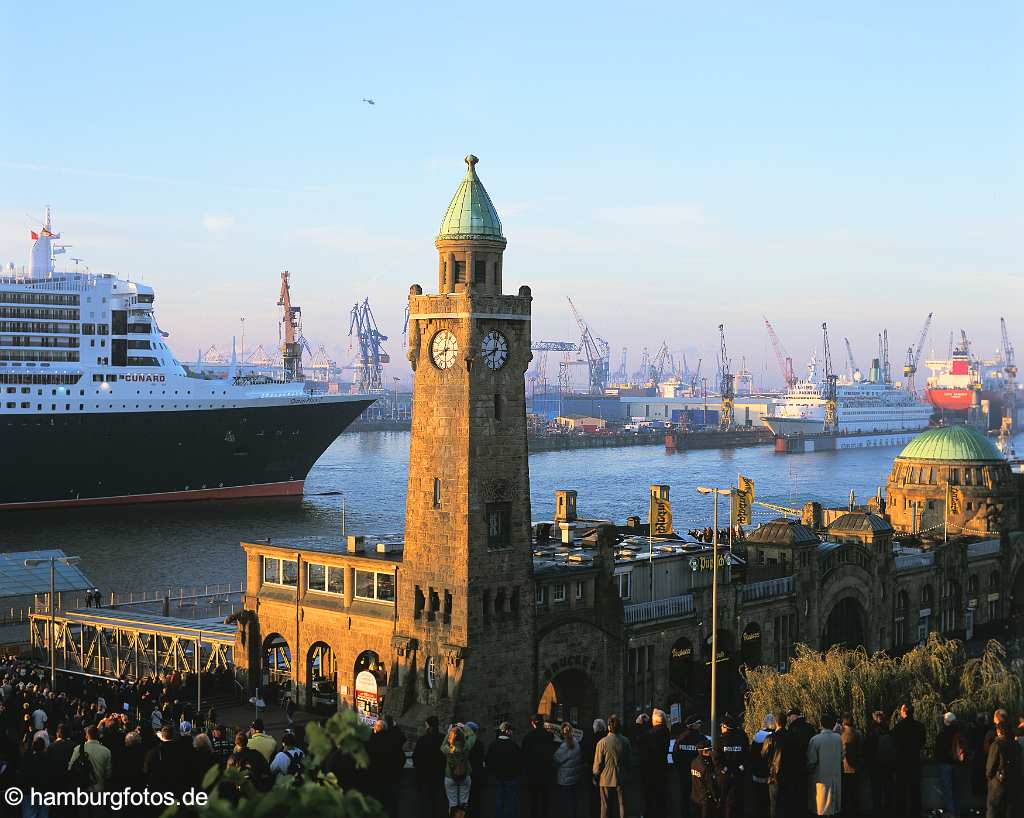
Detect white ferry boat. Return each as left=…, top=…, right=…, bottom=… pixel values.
left=0, top=211, right=374, bottom=509
left=763, top=356, right=933, bottom=438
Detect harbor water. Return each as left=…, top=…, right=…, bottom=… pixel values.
left=2, top=430, right=1020, bottom=596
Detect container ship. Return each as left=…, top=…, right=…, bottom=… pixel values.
left=0, top=211, right=374, bottom=509
left=924, top=331, right=1009, bottom=426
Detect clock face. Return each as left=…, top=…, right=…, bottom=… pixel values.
left=430, top=330, right=459, bottom=370
left=481, top=329, right=509, bottom=370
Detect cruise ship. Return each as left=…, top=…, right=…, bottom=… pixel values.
left=763, top=356, right=933, bottom=438
left=0, top=211, right=374, bottom=509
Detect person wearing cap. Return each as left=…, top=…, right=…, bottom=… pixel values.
left=673, top=716, right=705, bottom=818
left=487, top=721, right=523, bottom=818
left=934, top=711, right=966, bottom=817
left=807, top=714, right=842, bottom=816
left=780, top=708, right=815, bottom=817
left=690, top=737, right=719, bottom=818
left=713, top=715, right=749, bottom=818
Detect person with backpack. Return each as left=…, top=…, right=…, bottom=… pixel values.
left=67, top=725, right=111, bottom=793
left=441, top=723, right=476, bottom=817
left=270, top=732, right=305, bottom=778
left=985, top=722, right=1020, bottom=818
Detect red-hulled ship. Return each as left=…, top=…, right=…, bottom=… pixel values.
left=924, top=331, right=1008, bottom=419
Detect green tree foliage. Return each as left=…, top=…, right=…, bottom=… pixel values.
left=166, top=709, right=386, bottom=818
left=742, top=634, right=1024, bottom=748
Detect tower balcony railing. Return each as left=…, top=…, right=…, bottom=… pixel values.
left=624, top=593, right=695, bottom=624
left=741, top=575, right=795, bottom=602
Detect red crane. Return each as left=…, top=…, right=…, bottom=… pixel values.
left=764, top=316, right=796, bottom=387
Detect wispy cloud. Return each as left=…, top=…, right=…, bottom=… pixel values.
left=202, top=213, right=235, bottom=233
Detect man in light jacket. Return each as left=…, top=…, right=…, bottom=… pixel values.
left=592, top=714, right=630, bottom=818
left=807, top=714, right=843, bottom=816
left=68, top=725, right=112, bottom=792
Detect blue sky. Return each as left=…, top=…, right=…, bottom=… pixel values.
left=0, top=2, right=1019, bottom=387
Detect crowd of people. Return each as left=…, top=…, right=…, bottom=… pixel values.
left=1, top=652, right=1021, bottom=818
left=379, top=703, right=1023, bottom=818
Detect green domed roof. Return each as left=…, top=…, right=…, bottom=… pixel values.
left=437, top=155, right=504, bottom=241
left=896, top=425, right=1004, bottom=462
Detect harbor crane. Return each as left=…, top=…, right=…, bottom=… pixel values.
left=277, top=271, right=306, bottom=380
left=567, top=297, right=610, bottom=395
left=347, top=298, right=390, bottom=393
left=877, top=331, right=891, bottom=384
left=1000, top=317, right=1016, bottom=382
left=764, top=316, right=797, bottom=387
left=822, top=323, right=839, bottom=433
left=650, top=342, right=675, bottom=385
left=612, top=347, right=629, bottom=384
left=843, top=337, right=860, bottom=380
left=902, top=312, right=933, bottom=395
left=530, top=341, right=578, bottom=393
left=718, top=324, right=734, bottom=431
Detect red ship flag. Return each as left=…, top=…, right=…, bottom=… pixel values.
left=30, top=231, right=38, bottom=240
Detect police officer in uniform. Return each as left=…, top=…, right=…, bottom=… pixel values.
left=690, top=737, right=720, bottom=818
left=673, top=716, right=705, bottom=818
left=713, top=715, right=749, bottom=818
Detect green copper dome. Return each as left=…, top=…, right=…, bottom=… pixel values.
left=896, top=425, right=1004, bottom=462
left=437, top=155, right=504, bottom=241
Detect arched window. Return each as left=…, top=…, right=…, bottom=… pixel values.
left=940, top=580, right=960, bottom=633
left=895, top=590, right=909, bottom=646
left=967, top=575, right=979, bottom=598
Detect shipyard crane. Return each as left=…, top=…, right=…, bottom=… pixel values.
left=882, top=329, right=891, bottom=384
left=822, top=323, right=839, bottom=433
left=718, top=324, right=734, bottom=431
left=278, top=271, right=306, bottom=380
left=690, top=358, right=702, bottom=394
left=843, top=337, right=860, bottom=380
left=612, top=347, right=629, bottom=384
left=902, top=312, right=933, bottom=395
left=347, top=298, right=390, bottom=393
left=764, top=316, right=796, bottom=387
left=567, top=297, right=610, bottom=395
left=1000, top=317, right=1016, bottom=382
left=530, top=341, right=579, bottom=393
left=650, top=341, right=675, bottom=385
left=633, top=347, right=652, bottom=386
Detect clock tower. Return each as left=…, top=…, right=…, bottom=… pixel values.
left=393, top=155, right=536, bottom=728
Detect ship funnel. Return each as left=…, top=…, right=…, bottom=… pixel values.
left=868, top=358, right=881, bottom=383
left=28, top=208, right=60, bottom=279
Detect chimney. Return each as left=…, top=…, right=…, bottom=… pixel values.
left=346, top=535, right=365, bottom=554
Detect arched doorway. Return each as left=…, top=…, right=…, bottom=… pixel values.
left=354, top=650, right=386, bottom=724
left=538, top=668, right=597, bottom=728
left=262, top=633, right=291, bottom=684
left=307, top=642, right=337, bottom=712
left=703, top=630, right=737, bottom=717
left=823, top=597, right=866, bottom=648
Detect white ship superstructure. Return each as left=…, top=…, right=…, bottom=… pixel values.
left=763, top=357, right=933, bottom=437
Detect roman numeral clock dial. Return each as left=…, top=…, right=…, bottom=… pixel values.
left=481, top=329, right=509, bottom=370
left=430, top=330, right=459, bottom=370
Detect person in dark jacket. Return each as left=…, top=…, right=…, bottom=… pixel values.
left=639, top=709, right=671, bottom=818
left=892, top=702, right=926, bottom=818
left=116, top=730, right=147, bottom=791
left=779, top=708, right=815, bottom=818
left=934, top=712, right=966, bottom=818
left=46, top=723, right=75, bottom=793
left=985, top=722, right=1019, bottom=818
left=412, top=716, right=444, bottom=818
left=467, top=722, right=486, bottom=818
left=19, top=736, right=50, bottom=799
left=144, top=726, right=192, bottom=797
left=367, top=718, right=405, bottom=817
left=690, top=738, right=719, bottom=818
left=761, top=716, right=785, bottom=818
left=713, top=716, right=749, bottom=818
left=674, top=717, right=705, bottom=818
left=839, top=714, right=862, bottom=817
left=486, top=722, right=523, bottom=818
left=750, top=714, right=778, bottom=818
left=522, top=713, right=556, bottom=818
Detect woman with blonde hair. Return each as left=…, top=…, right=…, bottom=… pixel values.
left=554, top=721, right=584, bottom=818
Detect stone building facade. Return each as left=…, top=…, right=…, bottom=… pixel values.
left=230, top=157, right=1024, bottom=734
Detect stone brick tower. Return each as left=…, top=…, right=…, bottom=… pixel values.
left=392, top=155, right=536, bottom=729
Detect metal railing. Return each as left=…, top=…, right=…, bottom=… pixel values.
left=741, top=575, right=795, bottom=602
left=32, top=582, right=245, bottom=620
left=624, top=593, right=695, bottom=624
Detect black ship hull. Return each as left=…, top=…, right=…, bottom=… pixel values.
left=0, top=398, right=374, bottom=509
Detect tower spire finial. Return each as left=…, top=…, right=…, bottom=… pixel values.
left=464, top=154, right=479, bottom=172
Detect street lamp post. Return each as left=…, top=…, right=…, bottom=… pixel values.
left=696, top=487, right=732, bottom=741
left=25, top=555, right=81, bottom=691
